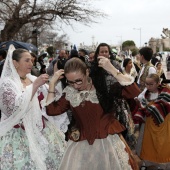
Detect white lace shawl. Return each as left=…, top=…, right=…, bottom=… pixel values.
left=0, top=45, right=48, bottom=170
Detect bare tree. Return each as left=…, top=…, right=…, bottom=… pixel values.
left=39, top=31, right=69, bottom=49
left=0, top=0, right=106, bottom=41
left=13, top=20, right=48, bottom=42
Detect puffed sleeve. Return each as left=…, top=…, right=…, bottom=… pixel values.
left=46, top=95, right=70, bottom=116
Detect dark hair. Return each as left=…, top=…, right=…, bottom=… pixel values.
left=12, top=48, right=29, bottom=61
left=64, top=57, right=87, bottom=75
left=69, top=49, right=79, bottom=58
left=139, top=47, right=153, bottom=61
left=93, top=43, right=115, bottom=62
left=123, top=58, right=131, bottom=68
left=155, top=62, right=161, bottom=67
left=79, top=49, right=88, bottom=55
left=0, top=50, right=7, bottom=59
left=30, top=52, right=37, bottom=58
left=30, top=52, right=38, bottom=65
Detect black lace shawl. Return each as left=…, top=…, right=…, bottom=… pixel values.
left=90, top=59, right=123, bottom=113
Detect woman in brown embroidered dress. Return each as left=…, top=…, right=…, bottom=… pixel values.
left=46, top=57, right=139, bottom=170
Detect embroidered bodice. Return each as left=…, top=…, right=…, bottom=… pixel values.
left=46, top=86, right=125, bottom=145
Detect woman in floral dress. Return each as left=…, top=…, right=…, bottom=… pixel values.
left=0, top=45, right=66, bottom=170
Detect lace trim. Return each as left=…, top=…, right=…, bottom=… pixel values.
left=63, top=86, right=99, bottom=107
left=118, top=74, right=135, bottom=86
left=113, top=134, right=132, bottom=170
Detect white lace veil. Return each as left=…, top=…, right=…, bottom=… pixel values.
left=0, top=45, right=48, bottom=170
left=1, top=45, right=22, bottom=87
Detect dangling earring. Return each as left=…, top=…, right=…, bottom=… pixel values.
left=87, top=76, right=91, bottom=83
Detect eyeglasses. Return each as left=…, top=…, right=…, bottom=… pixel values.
left=145, top=83, right=156, bottom=87
left=66, top=77, right=84, bottom=85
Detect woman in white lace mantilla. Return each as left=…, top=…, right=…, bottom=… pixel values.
left=45, top=57, right=139, bottom=170
left=0, top=45, right=66, bottom=170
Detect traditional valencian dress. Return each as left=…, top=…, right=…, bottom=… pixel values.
left=0, top=45, right=66, bottom=170
left=45, top=85, right=138, bottom=170
left=135, top=84, right=170, bottom=168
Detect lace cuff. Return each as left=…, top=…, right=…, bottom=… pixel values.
left=118, top=74, right=134, bottom=86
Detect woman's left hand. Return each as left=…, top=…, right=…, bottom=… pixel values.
left=98, top=56, right=113, bottom=73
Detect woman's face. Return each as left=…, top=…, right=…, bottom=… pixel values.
left=98, top=46, right=110, bottom=58
left=126, top=60, right=133, bottom=70
left=14, top=52, right=33, bottom=75
left=145, top=77, right=159, bottom=93
left=65, top=71, right=88, bottom=91
left=139, top=53, right=144, bottom=64
left=157, top=63, right=162, bottom=70
left=135, top=54, right=140, bottom=61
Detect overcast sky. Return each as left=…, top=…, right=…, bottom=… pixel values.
left=59, top=0, right=170, bottom=49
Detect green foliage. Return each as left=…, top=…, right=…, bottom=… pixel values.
left=122, top=40, right=136, bottom=50
left=163, top=47, right=170, bottom=52
left=131, top=48, right=139, bottom=56
left=156, top=47, right=159, bottom=53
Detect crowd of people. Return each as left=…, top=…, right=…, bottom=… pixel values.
left=0, top=43, right=170, bottom=170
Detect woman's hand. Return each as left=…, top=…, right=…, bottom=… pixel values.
left=98, top=56, right=113, bottom=73
left=50, top=69, right=64, bottom=85
left=33, top=74, right=49, bottom=88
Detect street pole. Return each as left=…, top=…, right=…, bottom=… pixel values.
left=133, top=28, right=141, bottom=48
left=116, top=35, right=122, bottom=51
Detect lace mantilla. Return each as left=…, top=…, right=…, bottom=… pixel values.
left=0, top=45, right=48, bottom=170
left=63, top=86, right=99, bottom=107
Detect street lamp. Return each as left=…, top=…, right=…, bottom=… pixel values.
left=32, top=28, right=40, bottom=54
left=133, top=28, right=141, bottom=48
left=116, top=35, right=122, bottom=51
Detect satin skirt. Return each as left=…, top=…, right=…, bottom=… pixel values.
left=59, top=134, right=132, bottom=170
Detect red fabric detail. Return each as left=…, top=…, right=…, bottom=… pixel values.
left=13, top=116, right=46, bottom=130
left=38, top=92, right=44, bottom=109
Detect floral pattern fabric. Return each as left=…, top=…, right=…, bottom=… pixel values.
left=0, top=120, right=66, bottom=170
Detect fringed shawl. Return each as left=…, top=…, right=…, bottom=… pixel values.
left=135, top=85, right=170, bottom=125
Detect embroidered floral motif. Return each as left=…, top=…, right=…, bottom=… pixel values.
left=0, top=80, right=23, bottom=117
